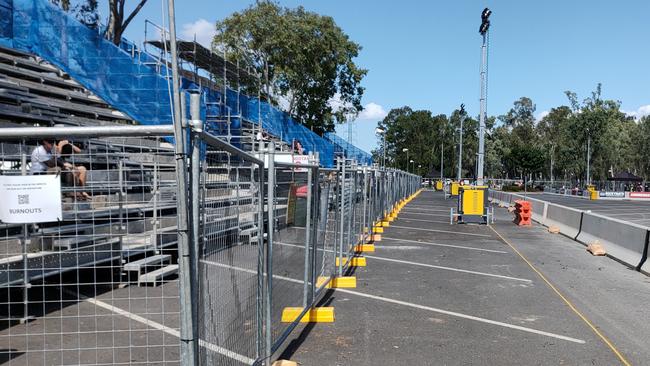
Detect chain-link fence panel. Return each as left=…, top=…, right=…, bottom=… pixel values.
left=0, top=126, right=183, bottom=365
left=194, top=131, right=264, bottom=366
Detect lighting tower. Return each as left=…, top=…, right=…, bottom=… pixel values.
left=457, top=104, right=466, bottom=181
left=477, top=7, right=491, bottom=186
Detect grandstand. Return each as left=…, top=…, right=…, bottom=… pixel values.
left=0, top=41, right=180, bottom=288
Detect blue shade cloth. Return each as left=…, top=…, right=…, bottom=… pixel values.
left=324, top=133, right=373, bottom=166
left=0, top=0, right=12, bottom=47
left=9, top=0, right=173, bottom=126
left=1, top=0, right=354, bottom=167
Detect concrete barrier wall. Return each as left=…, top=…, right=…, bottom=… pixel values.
left=576, top=213, right=648, bottom=269
left=543, top=204, right=583, bottom=239
left=641, top=255, right=650, bottom=274
left=490, top=189, right=650, bottom=272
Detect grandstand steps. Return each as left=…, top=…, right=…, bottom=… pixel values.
left=137, top=264, right=178, bottom=287
left=0, top=47, right=61, bottom=74
left=122, top=254, right=171, bottom=284
left=0, top=240, right=122, bottom=287
left=52, top=235, right=119, bottom=251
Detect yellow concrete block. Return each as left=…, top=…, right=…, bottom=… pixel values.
left=387, top=216, right=395, bottom=222
left=281, top=307, right=335, bottom=323
left=381, top=221, right=390, bottom=227
left=371, top=234, right=381, bottom=242
left=315, top=276, right=330, bottom=288
left=355, top=244, right=375, bottom=253
left=373, top=226, right=384, bottom=233
left=272, top=360, right=298, bottom=366
left=325, top=276, right=356, bottom=288
left=335, top=257, right=348, bottom=267
left=336, top=256, right=366, bottom=267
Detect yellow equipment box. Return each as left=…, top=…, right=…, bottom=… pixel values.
left=435, top=180, right=443, bottom=191
left=458, top=186, right=488, bottom=224
left=450, top=182, right=460, bottom=196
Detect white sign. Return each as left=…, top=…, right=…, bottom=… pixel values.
left=0, top=175, right=62, bottom=223
left=292, top=155, right=310, bottom=172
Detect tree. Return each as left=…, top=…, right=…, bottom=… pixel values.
left=508, top=144, right=545, bottom=191
left=213, top=1, right=367, bottom=134
left=105, top=0, right=148, bottom=45
left=50, top=0, right=71, bottom=11
left=499, top=97, right=537, bottom=144
left=75, top=0, right=99, bottom=30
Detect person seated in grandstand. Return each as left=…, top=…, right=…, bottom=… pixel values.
left=58, top=141, right=89, bottom=200
left=30, top=139, right=64, bottom=174
left=29, top=139, right=89, bottom=199
left=292, top=139, right=305, bottom=155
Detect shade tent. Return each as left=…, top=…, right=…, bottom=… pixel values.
left=607, top=171, right=643, bottom=182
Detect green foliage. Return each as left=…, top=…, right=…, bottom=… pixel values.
left=213, top=1, right=367, bottom=134
left=376, top=84, right=647, bottom=183
left=373, top=106, right=476, bottom=178
left=508, top=144, right=545, bottom=175
left=74, top=0, right=99, bottom=29
left=49, top=0, right=99, bottom=30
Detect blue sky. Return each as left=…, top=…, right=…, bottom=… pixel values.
left=101, top=0, right=650, bottom=153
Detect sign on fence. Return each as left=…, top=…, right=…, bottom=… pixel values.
left=599, top=191, right=626, bottom=198
left=292, top=155, right=310, bottom=172
left=629, top=192, right=650, bottom=199
left=0, top=174, right=62, bottom=223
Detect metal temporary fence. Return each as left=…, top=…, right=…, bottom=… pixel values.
left=0, top=125, right=184, bottom=365
left=0, top=125, right=420, bottom=366
left=191, top=126, right=265, bottom=366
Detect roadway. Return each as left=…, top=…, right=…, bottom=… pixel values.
left=277, top=190, right=650, bottom=365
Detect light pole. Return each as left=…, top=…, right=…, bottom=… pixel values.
left=440, top=141, right=444, bottom=181
left=457, top=104, right=466, bottom=181
left=586, top=127, right=591, bottom=186
left=477, top=7, right=491, bottom=186
left=376, top=127, right=386, bottom=169
left=402, top=148, right=409, bottom=171
left=410, top=159, right=414, bottom=174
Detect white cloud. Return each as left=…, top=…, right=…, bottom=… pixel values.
left=358, top=102, right=387, bottom=120
left=535, top=110, right=549, bottom=122
left=623, top=105, right=650, bottom=119
left=181, top=19, right=216, bottom=48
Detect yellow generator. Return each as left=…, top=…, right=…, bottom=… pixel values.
left=450, top=182, right=460, bottom=196
left=457, top=186, right=489, bottom=224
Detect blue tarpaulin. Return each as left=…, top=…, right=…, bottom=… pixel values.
left=0, top=0, right=379, bottom=168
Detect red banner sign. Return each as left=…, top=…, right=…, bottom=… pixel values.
left=629, top=192, right=650, bottom=198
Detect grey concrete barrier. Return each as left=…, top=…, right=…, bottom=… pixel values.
left=545, top=204, right=583, bottom=239
left=641, top=245, right=650, bottom=274
left=576, top=213, right=648, bottom=269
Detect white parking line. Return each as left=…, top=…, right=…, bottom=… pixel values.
left=362, top=254, right=532, bottom=282
left=380, top=236, right=508, bottom=254
left=398, top=212, right=450, bottom=218
left=66, top=289, right=256, bottom=365
left=389, top=225, right=491, bottom=237
left=200, top=260, right=585, bottom=345
left=398, top=217, right=458, bottom=225
left=334, top=288, right=586, bottom=345
left=274, top=241, right=521, bottom=281
left=401, top=207, right=453, bottom=213
left=398, top=212, right=453, bottom=218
